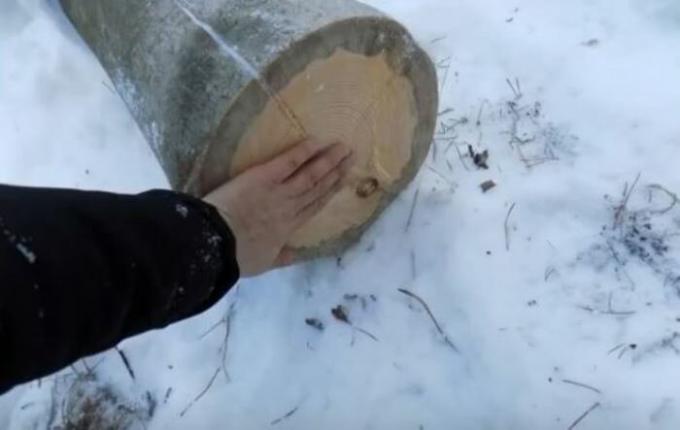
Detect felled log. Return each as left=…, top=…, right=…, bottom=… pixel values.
left=60, top=0, right=438, bottom=257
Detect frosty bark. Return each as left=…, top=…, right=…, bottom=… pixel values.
left=59, top=0, right=438, bottom=257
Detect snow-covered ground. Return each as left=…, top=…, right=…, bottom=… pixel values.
left=2, top=0, right=680, bottom=428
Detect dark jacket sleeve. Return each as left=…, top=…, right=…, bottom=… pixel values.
left=0, top=185, right=240, bottom=393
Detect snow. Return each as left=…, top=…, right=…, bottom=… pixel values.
left=2, top=0, right=680, bottom=429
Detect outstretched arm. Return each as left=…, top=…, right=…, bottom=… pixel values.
left=0, top=185, right=239, bottom=392
left=0, top=139, right=353, bottom=393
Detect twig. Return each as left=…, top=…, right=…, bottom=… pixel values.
left=453, top=141, right=471, bottom=171
left=544, top=267, right=557, bottom=282
left=164, top=387, right=173, bottom=404
left=332, top=305, right=378, bottom=342
left=607, top=343, right=626, bottom=355
left=221, top=302, right=236, bottom=381
left=567, top=402, right=600, bottom=430
left=398, top=289, right=458, bottom=352
left=618, top=345, right=632, bottom=359
left=354, top=327, right=379, bottom=342
left=506, top=77, right=522, bottom=100
left=438, top=107, right=455, bottom=117
left=437, top=57, right=452, bottom=92
left=405, top=188, right=421, bottom=232
left=614, top=173, right=641, bottom=227
left=561, top=379, right=602, bottom=394
left=430, top=35, right=448, bottom=44
left=115, top=347, right=135, bottom=381
left=179, top=368, right=221, bottom=417
left=505, top=203, right=517, bottom=251
left=101, top=80, right=116, bottom=95
left=476, top=100, right=489, bottom=127
left=411, top=250, right=417, bottom=280
left=271, top=406, right=299, bottom=426
left=46, top=379, right=59, bottom=430
left=198, top=318, right=226, bottom=339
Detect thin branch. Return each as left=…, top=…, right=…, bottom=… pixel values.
left=453, top=141, right=471, bottom=171
left=614, top=173, right=641, bottom=227
left=398, top=289, right=458, bottom=352
left=179, top=367, right=221, bottom=417
left=411, top=250, right=417, bottom=280
left=438, top=107, right=455, bottom=117
left=544, top=267, right=557, bottom=282
left=405, top=188, right=421, bottom=232
left=198, top=318, right=226, bottom=339
left=476, top=100, right=489, bottom=127
left=271, top=406, right=300, bottom=426
left=506, top=78, right=522, bottom=99
left=354, top=326, right=379, bottom=342
left=505, top=203, right=517, bottom=251
left=221, top=301, right=237, bottom=381
left=115, top=347, right=135, bottom=381
left=561, top=379, right=602, bottom=394
left=101, top=80, right=116, bottom=95
left=607, top=343, right=626, bottom=355
left=567, top=402, right=600, bottom=430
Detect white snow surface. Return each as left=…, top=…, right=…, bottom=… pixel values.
left=2, top=0, right=680, bottom=429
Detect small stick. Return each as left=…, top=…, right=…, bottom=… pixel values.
left=439, top=61, right=451, bottom=92
left=405, top=188, right=421, bottom=232
left=567, top=402, right=600, bottom=430
left=164, top=387, right=173, bottom=404
left=398, top=289, right=458, bottom=352
left=81, top=358, right=93, bottom=375
left=617, top=345, right=631, bottom=359
left=438, top=107, right=455, bottom=117
left=354, top=327, right=379, bottom=342
left=101, top=80, right=116, bottom=95
left=411, top=250, right=417, bottom=280
left=430, top=35, right=448, bottom=44
left=271, top=406, right=300, bottom=426
left=180, top=367, right=221, bottom=417
left=544, top=267, right=557, bottom=282
left=115, top=347, right=135, bottom=381
left=506, top=78, right=522, bottom=99
left=453, top=142, right=471, bottom=171
left=561, top=379, right=602, bottom=394
left=198, top=318, right=226, bottom=339
left=221, top=302, right=237, bottom=381
left=607, top=343, right=626, bottom=355
left=505, top=203, right=517, bottom=251
left=614, top=173, right=641, bottom=226
left=332, top=305, right=379, bottom=342
left=476, top=101, right=488, bottom=127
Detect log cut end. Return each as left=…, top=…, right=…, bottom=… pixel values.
left=199, top=17, right=438, bottom=257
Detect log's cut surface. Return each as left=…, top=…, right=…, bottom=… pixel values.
left=60, top=0, right=438, bottom=257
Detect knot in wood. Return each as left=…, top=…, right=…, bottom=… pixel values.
left=356, top=178, right=379, bottom=198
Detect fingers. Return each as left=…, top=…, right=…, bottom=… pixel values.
left=294, top=179, right=344, bottom=229
left=284, top=142, right=352, bottom=196
left=294, top=151, right=354, bottom=209
left=265, top=139, right=327, bottom=183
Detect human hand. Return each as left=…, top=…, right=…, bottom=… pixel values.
left=203, top=140, right=355, bottom=277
